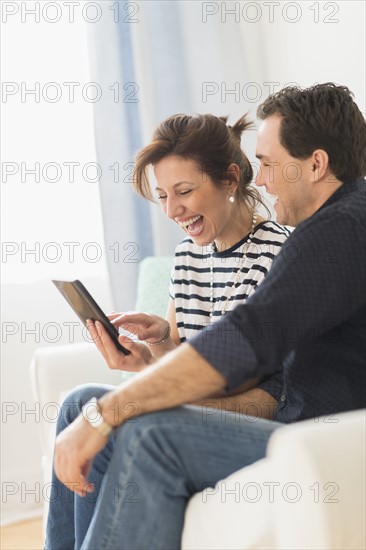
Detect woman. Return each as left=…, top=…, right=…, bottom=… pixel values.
left=45, top=114, right=290, bottom=550
left=107, top=114, right=290, bottom=370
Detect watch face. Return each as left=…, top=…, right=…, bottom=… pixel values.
left=81, top=398, right=113, bottom=437
left=82, top=399, right=101, bottom=425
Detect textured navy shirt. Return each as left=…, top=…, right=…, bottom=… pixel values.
left=190, top=180, right=366, bottom=423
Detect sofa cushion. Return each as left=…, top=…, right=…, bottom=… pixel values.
left=135, top=256, right=174, bottom=317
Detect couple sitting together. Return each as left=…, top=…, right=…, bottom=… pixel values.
left=45, top=83, right=366, bottom=550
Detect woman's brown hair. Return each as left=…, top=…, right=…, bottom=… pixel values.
left=132, top=113, right=268, bottom=213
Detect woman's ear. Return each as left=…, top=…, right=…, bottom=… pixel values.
left=226, top=163, right=240, bottom=192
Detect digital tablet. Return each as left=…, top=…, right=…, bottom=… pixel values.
left=52, top=279, right=131, bottom=355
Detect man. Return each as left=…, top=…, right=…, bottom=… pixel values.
left=46, top=83, right=366, bottom=550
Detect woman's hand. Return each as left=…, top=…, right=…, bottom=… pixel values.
left=87, top=320, right=153, bottom=372
left=108, top=312, right=178, bottom=358
left=108, top=311, right=169, bottom=344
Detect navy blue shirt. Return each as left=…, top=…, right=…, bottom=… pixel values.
left=190, top=180, right=366, bottom=423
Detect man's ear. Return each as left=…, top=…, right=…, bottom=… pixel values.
left=310, top=149, right=329, bottom=182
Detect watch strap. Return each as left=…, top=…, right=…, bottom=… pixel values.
left=82, top=397, right=114, bottom=437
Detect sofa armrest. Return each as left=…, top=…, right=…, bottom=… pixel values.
left=182, top=409, right=365, bottom=550
left=30, top=342, right=123, bottom=534
left=30, top=342, right=122, bottom=457
left=268, top=409, right=366, bottom=550
left=182, top=457, right=276, bottom=550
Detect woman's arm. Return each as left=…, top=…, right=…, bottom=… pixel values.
left=165, top=297, right=181, bottom=346
left=192, top=388, right=278, bottom=420
left=139, top=299, right=179, bottom=358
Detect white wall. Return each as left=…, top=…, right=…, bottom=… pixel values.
left=1, top=6, right=111, bottom=524
left=258, top=0, right=365, bottom=106
left=198, top=0, right=365, bottom=209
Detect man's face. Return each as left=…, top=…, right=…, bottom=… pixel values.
left=255, top=114, right=313, bottom=226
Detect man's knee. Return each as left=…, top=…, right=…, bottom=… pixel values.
left=112, top=406, right=196, bottom=456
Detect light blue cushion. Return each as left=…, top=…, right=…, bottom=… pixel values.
left=135, top=256, right=175, bottom=317
left=121, top=256, right=174, bottom=381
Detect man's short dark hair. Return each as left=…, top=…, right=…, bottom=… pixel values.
left=257, top=83, right=366, bottom=183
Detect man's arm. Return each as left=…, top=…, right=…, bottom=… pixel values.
left=53, top=330, right=230, bottom=494
left=93, top=322, right=275, bottom=423
left=54, top=337, right=275, bottom=496
left=99, top=340, right=227, bottom=426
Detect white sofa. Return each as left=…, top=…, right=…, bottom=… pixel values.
left=30, top=259, right=366, bottom=549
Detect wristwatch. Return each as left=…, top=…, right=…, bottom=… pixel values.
left=81, top=397, right=114, bottom=437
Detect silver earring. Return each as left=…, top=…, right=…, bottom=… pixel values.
left=228, top=194, right=235, bottom=203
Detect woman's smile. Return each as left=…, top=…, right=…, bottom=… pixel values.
left=176, top=214, right=205, bottom=237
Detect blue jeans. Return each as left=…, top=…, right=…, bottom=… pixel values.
left=45, top=384, right=282, bottom=550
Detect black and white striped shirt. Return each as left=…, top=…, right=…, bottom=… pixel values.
left=170, top=221, right=292, bottom=342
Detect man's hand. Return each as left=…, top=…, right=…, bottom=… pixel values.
left=53, top=414, right=108, bottom=497
left=87, top=320, right=153, bottom=372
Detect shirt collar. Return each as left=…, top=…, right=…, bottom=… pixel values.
left=317, top=178, right=365, bottom=212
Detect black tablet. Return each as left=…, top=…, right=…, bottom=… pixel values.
left=52, top=279, right=131, bottom=355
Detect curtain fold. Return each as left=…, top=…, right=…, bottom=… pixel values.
left=87, top=2, right=153, bottom=310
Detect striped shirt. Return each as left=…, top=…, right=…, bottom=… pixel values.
left=169, top=221, right=292, bottom=342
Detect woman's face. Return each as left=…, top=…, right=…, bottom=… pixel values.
left=153, top=155, right=238, bottom=248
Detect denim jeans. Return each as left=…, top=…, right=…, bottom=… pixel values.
left=45, top=384, right=282, bottom=550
